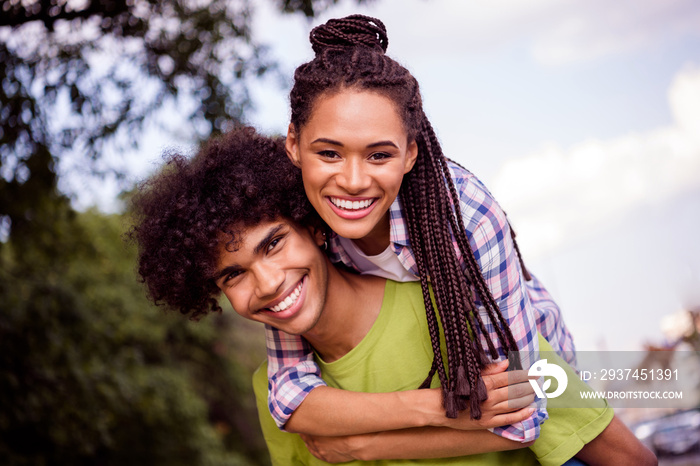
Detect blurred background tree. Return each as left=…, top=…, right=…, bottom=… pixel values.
left=0, top=0, right=369, bottom=464
left=0, top=205, right=269, bottom=465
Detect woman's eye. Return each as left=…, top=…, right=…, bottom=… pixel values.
left=318, top=150, right=340, bottom=159
left=369, top=152, right=392, bottom=161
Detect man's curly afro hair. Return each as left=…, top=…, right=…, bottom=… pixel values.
left=129, top=126, right=315, bottom=319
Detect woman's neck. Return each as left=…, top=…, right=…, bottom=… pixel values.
left=351, top=211, right=391, bottom=256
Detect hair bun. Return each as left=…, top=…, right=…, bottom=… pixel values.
left=310, top=14, right=388, bottom=55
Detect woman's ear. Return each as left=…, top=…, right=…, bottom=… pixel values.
left=403, top=139, right=419, bottom=174
left=285, top=124, right=302, bottom=168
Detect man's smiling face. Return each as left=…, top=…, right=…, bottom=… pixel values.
left=214, top=218, right=329, bottom=336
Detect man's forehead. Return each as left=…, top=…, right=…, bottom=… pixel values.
left=218, top=217, right=289, bottom=252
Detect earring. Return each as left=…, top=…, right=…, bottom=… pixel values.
left=321, top=231, right=328, bottom=250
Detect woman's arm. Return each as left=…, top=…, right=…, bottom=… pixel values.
left=285, top=360, right=536, bottom=435
left=264, top=325, right=327, bottom=429
left=301, top=427, right=534, bottom=463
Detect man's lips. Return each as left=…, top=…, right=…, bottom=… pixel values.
left=259, top=276, right=307, bottom=319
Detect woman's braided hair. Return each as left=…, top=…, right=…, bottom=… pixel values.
left=290, top=15, right=530, bottom=419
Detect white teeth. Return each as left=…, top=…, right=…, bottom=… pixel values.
left=330, top=197, right=374, bottom=211
left=268, top=281, right=303, bottom=313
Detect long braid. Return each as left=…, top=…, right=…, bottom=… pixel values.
left=409, top=120, right=490, bottom=416
left=436, top=153, right=522, bottom=367
left=420, top=132, right=467, bottom=394
left=403, top=129, right=472, bottom=413
left=403, top=148, right=449, bottom=393
left=424, top=123, right=522, bottom=366
left=425, top=128, right=488, bottom=372
left=290, top=14, right=526, bottom=420
left=422, top=157, right=462, bottom=415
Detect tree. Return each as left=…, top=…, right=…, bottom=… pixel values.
left=0, top=205, right=270, bottom=465
left=0, top=0, right=371, bottom=240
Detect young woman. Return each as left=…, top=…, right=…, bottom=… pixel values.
left=260, top=14, right=637, bottom=465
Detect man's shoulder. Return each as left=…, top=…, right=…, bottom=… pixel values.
left=384, top=279, right=422, bottom=296
left=252, top=360, right=268, bottom=396
left=382, top=280, right=427, bottom=315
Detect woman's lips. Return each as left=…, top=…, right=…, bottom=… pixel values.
left=326, top=196, right=378, bottom=220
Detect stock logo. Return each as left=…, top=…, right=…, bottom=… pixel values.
left=528, top=359, right=568, bottom=399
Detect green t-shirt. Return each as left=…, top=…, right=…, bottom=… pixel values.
left=253, top=280, right=612, bottom=465
left=531, top=337, right=613, bottom=465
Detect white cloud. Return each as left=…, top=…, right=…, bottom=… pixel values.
left=670, top=64, right=700, bottom=136
left=492, top=64, right=700, bottom=257
left=530, top=0, right=700, bottom=65
left=342, top=0, right=700, bottom=65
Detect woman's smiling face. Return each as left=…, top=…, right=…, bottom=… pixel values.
left=286, top=89, right=417, bottom=253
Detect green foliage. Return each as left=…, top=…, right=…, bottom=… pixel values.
left=0, top=0, right=371, bottom=241
left=0, top=205, right=268, bottom=465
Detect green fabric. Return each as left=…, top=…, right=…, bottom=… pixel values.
left=253, top=280, right=538, bottom=465
left=530, top=336, right=614, bottom=466
left=253, top=280, right=613, bottom=465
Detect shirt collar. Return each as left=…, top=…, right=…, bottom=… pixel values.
left=388, top=195, right=410, bottom=248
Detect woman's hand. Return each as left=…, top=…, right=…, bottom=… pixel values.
left=438, top=360, right=537, bottom=430
left=300, top=432, right=371, bottom=463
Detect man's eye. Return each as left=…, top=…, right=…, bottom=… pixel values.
left=225, top=270, right=242, bottom=282
left=267, top=236, right=284, bottom=252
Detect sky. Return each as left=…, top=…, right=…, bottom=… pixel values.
left=71, top=0, right=700, bottom=352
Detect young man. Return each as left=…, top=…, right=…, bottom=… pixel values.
left=130, top=127, right=655, bottom=465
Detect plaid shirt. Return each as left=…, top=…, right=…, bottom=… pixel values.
left=264, top=160, right=577, bottom=442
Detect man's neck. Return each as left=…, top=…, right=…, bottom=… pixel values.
left=302, top=262, right=386, bottom=363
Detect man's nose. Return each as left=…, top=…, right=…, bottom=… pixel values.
left=253, top=263, right=284, bottom=299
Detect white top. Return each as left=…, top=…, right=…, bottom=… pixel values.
left=337, top=235, right=419, bottom=282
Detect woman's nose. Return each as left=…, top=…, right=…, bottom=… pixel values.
left=336, top=159, right=371, bottom=193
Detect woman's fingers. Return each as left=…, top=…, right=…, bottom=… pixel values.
left=489, top=386, right=536, bottom=412
left=490, top=405, right=537, bottom=427
left=481, top=359, right=509, bottom=376
left=482, top=368, right=530, bottom=391
left=482, top=369, right=535, bottom=406
left=480, top=367, right=538, bottom=415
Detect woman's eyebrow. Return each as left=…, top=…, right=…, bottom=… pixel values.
left=310, top=137, right=343, bottom=146
left=366, top=140, right=398, bottom=149
left=310, top=138, right=398, bottom=149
